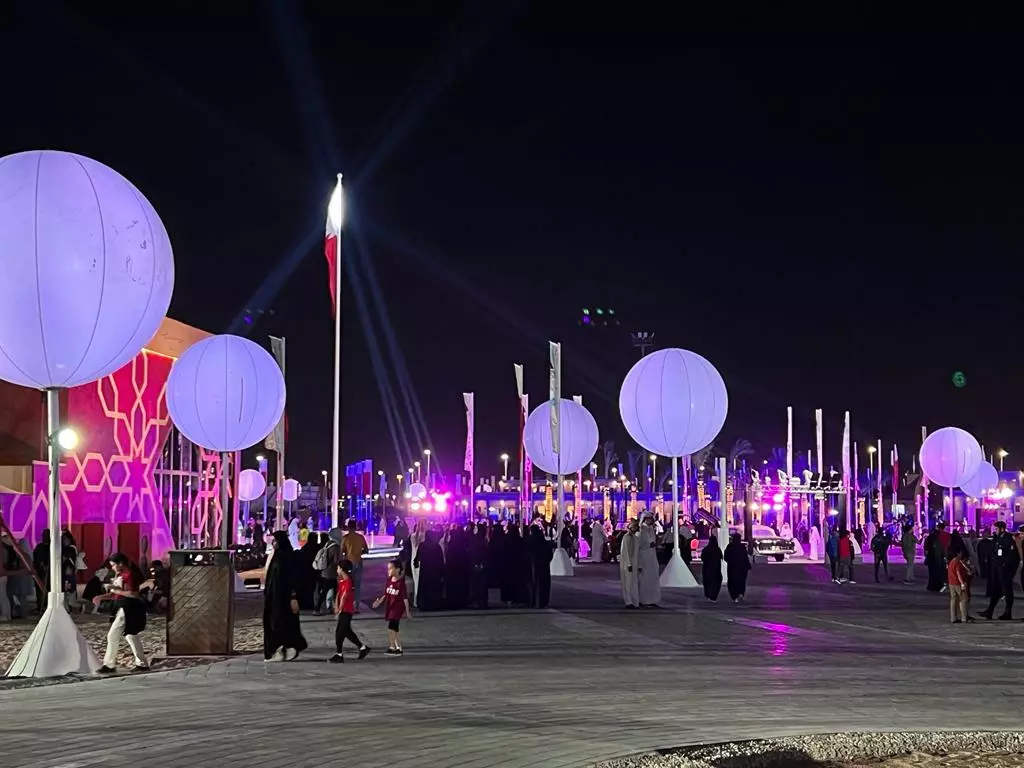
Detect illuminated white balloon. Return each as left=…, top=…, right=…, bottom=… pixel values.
left=238, top=468, right=266, bottom=502
left=524, top=399, right=599, bottom=475
left=919, top=427, right=982, bottom=489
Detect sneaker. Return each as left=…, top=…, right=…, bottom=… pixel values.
left=358, top=646, right=372, bottom=660
left=97, top=665, right=117, bottom=675
left=393, top=647, right=404, bottom=656
left=952, top=619, right=962, bottom=624
left=266, top=647, right=285, bottom=662
left=385, top=648, right=399, bottom=656
left=328, top=653, right=344, bottom=664
left=848, top=580, right=857, bottom=585
left=133, top=662, right=150, bottom=671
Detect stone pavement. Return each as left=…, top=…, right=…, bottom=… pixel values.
left=3, top=559, right=1024, bottom=768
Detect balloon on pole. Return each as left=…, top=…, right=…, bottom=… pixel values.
left=282, top=478, right=301, bottom=503
left=166, top=334, right=286, bottom=453
left=918, top=427, right=982, bottom=489
left=619, top=348, right=729, bottom=589
left=238, top=468, right=267, bottom=502
left=960, top=459, right=998, bottom=499
left=524, top=399, right=599, bottom=476
left=0, top=150, right=175, bottom=389
left=0, top=150, right=175, bottom=679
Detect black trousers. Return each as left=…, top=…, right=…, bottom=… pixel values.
left=985, top=579, right=1015, bottom=618
left=533, top=563, right=551, bottom=608
left=334, top=612, right=362, bottom=653
left=874, top=553, right=889, bottom=581
left=315, top=577, right=335, bottom=613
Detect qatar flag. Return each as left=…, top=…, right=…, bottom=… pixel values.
left=325, top=175, right=344, bottom=316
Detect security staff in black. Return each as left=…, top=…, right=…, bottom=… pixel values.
left=980, top=521, right=1020, bottom=621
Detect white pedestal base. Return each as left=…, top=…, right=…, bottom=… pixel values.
left=5, top=601, right=99, bottom=678
left=234, top=571, right=248, bottom=593
left=660, top=552, right=697, bottom=588
left=550, top=547, right=574, bottom=577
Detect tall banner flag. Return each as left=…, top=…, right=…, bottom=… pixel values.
left=515, top=363, right=526, bottom=518
left=841, top=411, right=851, bottom=531
left=573, top=395, right=584, bottom=543
left=464, top=392, right=475, bottom=518
left=325, top=176, right=343, bottom=317
left=876, top=438, right=884, bottom=522
left=891, top=443, right=899, bottom=508
left=919, top=426, right=928, bottom=529
left=265, top=335, right=286, bottom=527
left=815, top=408, right=824, bottom=530
left=853, top=441, right=860, bottom=525
left=786, top=406, right=793, bottom=482
left=549, top=341, right=564, bottom=542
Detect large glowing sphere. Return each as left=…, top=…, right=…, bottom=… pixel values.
left=619, top=348, right=728, bottom=458
left=238, top=468, right=267, bottom=502
left=282, top=478, right=301, bottom=503
left=959, top=459, right=998, bottom=498
left=524, top=398, right=599, bottom=475
left=408, top=482, right=427, bottom=500
left=166, top=335, right=286, bottom=453
left=919, top=427, right=982, bottom=489
left=0, top=150, right=174, bottom=389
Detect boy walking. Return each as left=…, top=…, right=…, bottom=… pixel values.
left=330, top=560, right=371, bottom=663
left=373, top=559, right=411, bottom=656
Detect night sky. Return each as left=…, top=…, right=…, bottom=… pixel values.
left=3, top=3, right=1020, bottom=483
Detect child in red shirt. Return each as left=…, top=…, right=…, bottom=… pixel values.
left=372, top=559, right=411, bottom=656
left=330, top=560, right=371, bottom=664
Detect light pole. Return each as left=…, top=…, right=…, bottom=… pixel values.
left=377, top=470, right=385, bottom=530
left=321, top=469, right=328, bottom=518
left=396, top=474, right=404, bottom=511
left=501, top=453, right=509, bottom=480
left=423, top=449, right=431, bottom=484
left=649, top=454, right=657, bottom=513
left=998, top=449, right=1008, bottom=472
left=407, top=467, right=414, bottom=484
left=413, top=461, right=421, bottom=483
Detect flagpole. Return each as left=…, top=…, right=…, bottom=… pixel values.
left=330, top=173, right=344, bottom=529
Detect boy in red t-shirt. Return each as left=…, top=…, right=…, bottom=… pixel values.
left=330, top=560, right=371, bottom=664
left=372, top=559, right=411, bottom=656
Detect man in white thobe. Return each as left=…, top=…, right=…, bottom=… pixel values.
left=619, top=520, right=640, bottom=607
left=591, top=519, right=607, bottom=563
left=637, top=516, right=661, bottom=607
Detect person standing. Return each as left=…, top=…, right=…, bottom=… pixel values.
left=701, top=536, right=723, bottom=602
left=313, top=532, right=340, bottom=615
left=825, top=528, right=839, bottom=583
left=619, top=520, right=640, bottom=608
left=93, top=554, right=148, bottom=673
left=329, top=560, right=371, bottom=663
left=373, top=559, right=411, bottom=656
left=872, top=527, right=892, bottom=582
left=980, top=521, right=1020, bottom=621
left=590, top=518, right=607, bottom=563
left=946, top=547, right=973, bottom=624
left=341, top=519, right=369, bottom=612
left=262, top=531, right=308, bottom=662
left=724, top=533, right=751, bottom=603
left=836, top=530, right=856, bottom=584
left=900, top=525, right=918, bottom=584
left=637, top=516, right=661, bottom=608
left=528, top=523, right=553, bottom=608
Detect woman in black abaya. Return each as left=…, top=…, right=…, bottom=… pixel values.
left=263, top=531, right=308, bottom=662
left=701, top=536, right=724, bottom=601
left=724, top=533, right=751, bottom=603
left=414, top=529, right=445, bottom=611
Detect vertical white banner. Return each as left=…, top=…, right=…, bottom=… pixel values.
left=877, top=438, right=883, bottom=522
left=548, top=342, right=561, bottom=455
left=919, top=426, right=927, bottom=529
left=841, top=411, right=851, bottom=531
left=891, top=443, right=899, bottom=508
left=573, top=395, right=583, bottom=543
left=463, top=392, right=474, bottom=473
left=815, top=408, right=824, bottom=530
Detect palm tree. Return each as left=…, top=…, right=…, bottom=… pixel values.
left=691, top=443, right=715, bottom=473
left=626, top=449, right=643, bottom=485
left=728, top=438, right=754, bottom=469
left=602, top=440, right=618, bottom=479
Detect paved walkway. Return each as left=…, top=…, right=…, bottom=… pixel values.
left=4, top=561, right=1024, bottom=768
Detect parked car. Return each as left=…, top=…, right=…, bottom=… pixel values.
left=693, top=524, right=797, bottom=562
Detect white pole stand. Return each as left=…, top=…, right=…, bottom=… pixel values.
left=5, top=388, right=99, bottom=678
left=550, top=547, right=574, bottom=577
left=660, top=457, right=697, bottom=588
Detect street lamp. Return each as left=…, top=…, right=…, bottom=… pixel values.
left=500, top=453, right=509, bottom=480
left=407, top=467, right=414, bottom=484
left=998, top=449, right=1008, bottom=472
left=423, top=449, right=431, bottom=482
left=414, top=461, right=421, bottom=482
left=56, top=428, right=79, bottom=451
left=866, top=445, right=876, bottom=520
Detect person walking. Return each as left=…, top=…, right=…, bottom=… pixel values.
left=724, top=533, right=751, bottom=602
left=872, top=527, right=892, bottom=582
left=701, top=536, right=723, bottom=602
left=263, top=531, right=308, bottom=662
left=825, top=528, right=839, bottom=583
left=980, top=521, right=1020, bottom=621
left=93, top=554, right=148, bottom=673
left=329, top=560, right=371, bottom=663
left=312, top=532, right=340, bottom=615
left=900, top=525, right=917, bottom=584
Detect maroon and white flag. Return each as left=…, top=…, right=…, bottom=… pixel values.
left=325, top=176, right=344, bottom=316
